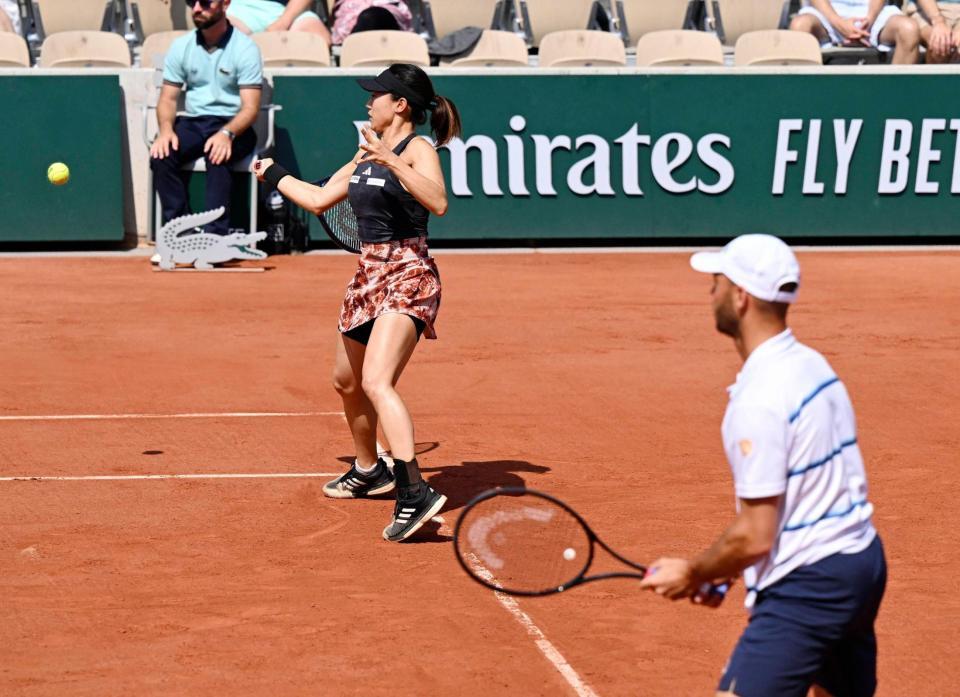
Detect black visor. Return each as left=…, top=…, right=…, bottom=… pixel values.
left=357, top=68, right=432, bottom=111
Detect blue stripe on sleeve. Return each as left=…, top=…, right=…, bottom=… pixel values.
left=788, top=376, right=840, bottom=423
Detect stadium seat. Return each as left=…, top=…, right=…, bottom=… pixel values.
left=615, top=0, right=700, bottom=44
left=707, top=0, right=791, bottom=46
left=734, top=29, right=821, bottom=65
left=635, top=29, right=724, bottom=66
left=422, top=0, right=509, bottom=39
left=0, top=32, right=30, bottom=67
left=253, top=31, right=331, bottom=67
left=446, top=29, right=528, bottom=66
left=140, top=29, right=187, bottom=68
left=130, top=0, right=192, bottom=39
left=538, top=29, right=625, bottom=67
left=40, top=30, right=132, bottom=67
left=34, top=0, right=113, bottom=36
left=339, top=30, right=429, bottom=67
left=518, top=0, right=602, bottom=47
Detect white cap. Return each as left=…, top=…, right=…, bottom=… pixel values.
left=690, top=234, right=800, bottom=304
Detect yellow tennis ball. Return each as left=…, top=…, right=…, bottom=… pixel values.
left=47, top=162, right=70, bottom=186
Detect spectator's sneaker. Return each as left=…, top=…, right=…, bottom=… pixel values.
left=382, top=482, right=447, bottom=542
left=150, top=252, right=161, bottom=264
left=322, top=458, right=395, bottom=499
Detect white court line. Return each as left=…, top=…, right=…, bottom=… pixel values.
left=434, top=511, right=598, bottom=697
left=461, top=551, right=599, bottom=697
left=0, top=411, right=344, bottom=422
left=0, top=472, right=342, bottom=482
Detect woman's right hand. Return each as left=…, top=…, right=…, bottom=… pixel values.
left=253, top=157, right=275, bottom=182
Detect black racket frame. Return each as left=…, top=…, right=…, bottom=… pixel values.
left=453, top=487, right=649, bottom=597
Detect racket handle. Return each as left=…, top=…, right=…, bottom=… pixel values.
left=696, top=581, right=729, bottom=600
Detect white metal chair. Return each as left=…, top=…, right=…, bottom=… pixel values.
left=143, top=95, right=282, bottom=239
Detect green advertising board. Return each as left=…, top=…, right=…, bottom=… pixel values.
left=273, top=72, right=960, bottom=241
left=0, top=75, right=125, bottom=243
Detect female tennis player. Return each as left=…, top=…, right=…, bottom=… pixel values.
left=254, top=64, right=461, bottom=542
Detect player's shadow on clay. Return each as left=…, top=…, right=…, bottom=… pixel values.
left=422, top=459, right=552, bottom=514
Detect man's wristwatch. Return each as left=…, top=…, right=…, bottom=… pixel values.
left=220, top=128, right=236, bottom=141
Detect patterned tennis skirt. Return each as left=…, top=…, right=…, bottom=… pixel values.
left=338, top=236, right=441, bottom=340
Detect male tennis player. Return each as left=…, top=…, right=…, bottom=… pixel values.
left=640, top=234, right=887, bottom=697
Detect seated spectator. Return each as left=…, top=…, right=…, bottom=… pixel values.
left=228, top=0, right=331, bottom=44
left=790, top=0, right=921, bottom=64
left=150, top=0, right=262, bottom=236
left=0, top=0, right=20, bottom=34
left=330, top=0, right=413, bottom=45
left=911, top=0, right=960, bottom=62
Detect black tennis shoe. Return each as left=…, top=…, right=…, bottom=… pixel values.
left=382, top=482, right=447, bottom=542
left=322, top=458, right=395, bottom=499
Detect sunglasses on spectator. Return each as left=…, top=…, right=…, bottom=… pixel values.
left=185, top=0, right=220, bottom=8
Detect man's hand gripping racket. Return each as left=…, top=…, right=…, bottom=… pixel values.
left=453, top=488, right=730, bottom=603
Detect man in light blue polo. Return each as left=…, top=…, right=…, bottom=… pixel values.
left=149, top=0, right=263, bottom=235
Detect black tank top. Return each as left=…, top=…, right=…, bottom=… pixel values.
left=348, top=133, right=430, bottom=243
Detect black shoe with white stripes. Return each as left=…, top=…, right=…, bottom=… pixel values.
left=322, top=458, right=395, bottom=499
left=382, top=482, right=447, bottom=542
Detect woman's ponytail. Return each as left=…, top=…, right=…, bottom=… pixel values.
left=430, top=95, right=462, bottom=148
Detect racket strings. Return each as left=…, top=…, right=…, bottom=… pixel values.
left=458, top=495, right=591, bottom=594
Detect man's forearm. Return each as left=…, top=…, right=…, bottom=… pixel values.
left=691, top=517, right=771, bottom=583
left=222, top=104, right=259, bottom=137
left=916, top=0, right=946, bottom=23
left=156, top=99, right=177, bottom=136
left=810, top=0, right=843, bottom=23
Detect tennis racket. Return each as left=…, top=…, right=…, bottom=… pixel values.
left=454, top=487, right=729, bottom=599
left=311, top=176, right=361, bottom=254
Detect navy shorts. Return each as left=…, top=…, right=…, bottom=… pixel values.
left=718, top=535, right=887, bottom=697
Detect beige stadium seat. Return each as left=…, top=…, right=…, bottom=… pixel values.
left=140, top=30, right=187, bottom=68
left=424, top=0, right=505, bottom=38
left=339, top=30, right=429, bottom=67
left=446, top=30, right=528, bottom=66
left=253, top=31, right=330, bottom=67
left=41, top=30, right=132, bottom=67
left=709, top=0, right=790, bottom=46
left=616, top=0, right=698, bottom=44
left=538, top=29, right=625, bottom=67
left=734, top=29, right=821, bottom=65
left=131, top=0, right=192, bottom=38
left=0, top=32, right=30, bottom=67
left=35, top=0, right=111, bottom=35
left=519, top=0, right=597, bottom=46
left=635, top=29, right=724, bottom=66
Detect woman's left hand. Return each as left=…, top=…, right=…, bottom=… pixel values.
left=358, top=127, right=399, bottom=167
left=253, top=157, right=274, bottom=182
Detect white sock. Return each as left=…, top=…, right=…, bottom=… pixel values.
left=355, top=458, right=378, bottom=475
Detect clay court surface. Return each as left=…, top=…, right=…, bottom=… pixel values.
left=1, top=249, right=957, bottom=695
